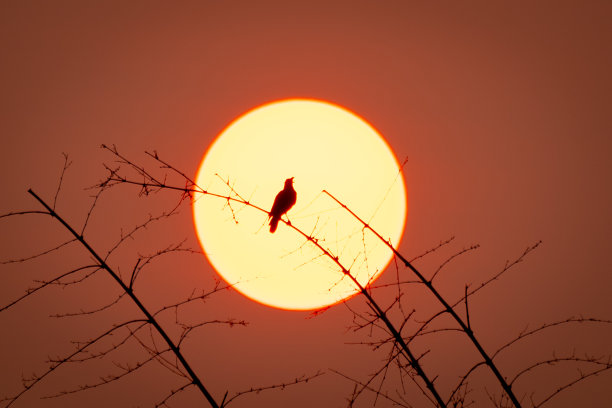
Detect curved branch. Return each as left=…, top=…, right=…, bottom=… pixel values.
left=2, top=319, right=147, bottom=407
left=1, top=265, right=100, bottom=312
left=493, top=317, right=612, bottom=359
left=221, top=371, right=325, bottom=407
left=1, top=239, right=76, bottom=264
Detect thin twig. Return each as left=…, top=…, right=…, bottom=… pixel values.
left=220, top=371, right=325, bottom=407
left=53, top=152, right=72, bottom=210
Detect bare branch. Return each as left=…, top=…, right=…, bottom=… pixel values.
left=464, top=285, right=471, bottom=332
left=1, top=238, right=76, bottom=264
left=98, top=151, right=447, bottom=405
left=454, top=241, right=542, bottom=310
left=322, top=189, right=526, bottom=408
left=50, top=292, right=126, bottom=318
left=104, top=210, right=180, bottom=262
left=534, top=358, right=612, bottom=407
left=0, top=210, right=48, bottom=219
left=145, top=149, right=197, bottom=187
left=1, top=265, right=100, bottom=312
left=155, top=382, right=194, bottom=407
left=1, top=319, right=147, bottom=407
left=447, top=362, right=487, bottom=407
left=53, top=152, right=72, bottom=210
left=66, top=321, right=149, bottom=363
left=493, top=317, right=612, bottom=359
left=80, top=183, right=107, bottom=235
left=9, top=148, right=605, bottom=408
left=177, top=319, right=248, bottom=348
left=221, top=371, right=325, bottom=407
left=26, top=189, right=221, bottom=408
left=42, top=348, right=170, bottom=399
left=429, top=244, right=480, bottom=282
left=511, top=354, right=612, bottom=387
left=330, top=369, right=414, bottom=408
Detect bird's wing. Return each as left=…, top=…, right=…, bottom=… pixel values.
left=270, top=190, right=285, bottom=216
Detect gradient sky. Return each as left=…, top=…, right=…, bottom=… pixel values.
left=1, top=1, right=611, bottom=407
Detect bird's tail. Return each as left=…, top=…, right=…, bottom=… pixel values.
left=269, top=216, right=280, bottom=233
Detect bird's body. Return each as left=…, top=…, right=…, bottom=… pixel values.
left=269, top=178, right=296, bottom=233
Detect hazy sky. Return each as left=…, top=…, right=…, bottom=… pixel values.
left=1, top=1, right=611, bottom=407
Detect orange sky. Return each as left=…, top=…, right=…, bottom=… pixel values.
left=1, top=1, right=611, bottom=407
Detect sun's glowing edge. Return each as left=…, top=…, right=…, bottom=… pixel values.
left=192, top=98, right=408, bottom=311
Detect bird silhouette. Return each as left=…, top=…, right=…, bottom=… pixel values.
left=269, top=177, right=297, bottom=233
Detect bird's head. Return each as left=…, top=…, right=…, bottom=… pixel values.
left=284, top=177, right=294, bottom=187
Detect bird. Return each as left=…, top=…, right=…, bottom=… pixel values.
left=268, top=177, right=297, bottom=233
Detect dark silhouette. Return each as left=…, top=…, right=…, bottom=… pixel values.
left=4, top=148, right=611, bottom=408
left=269, top=177, right=296, bottom=233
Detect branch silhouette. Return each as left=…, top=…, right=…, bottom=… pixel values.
left=3, top=146, right=610, bottom=408
left=22, top=188, right=221, bottom=408
left=94, top=146, right=612, bottom=407
left=1, top=151, right=322, bottom=408
left=322, top=189, right=535, bottom=407
left=97, top=145, right=447, bottom=406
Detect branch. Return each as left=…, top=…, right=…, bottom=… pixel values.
left=1, top=319, right=147, bottom=407
left=49, top=292, right=126, bottom=318
left=1, top=265, right=100, bottom=312
left=534, top=359, right=612, bottom=407
left=491, top=316, right=612, bottom=361
left=26, top=189, right=221, bottom=408
left=429, top=244, right=480, bottom=282
left=52, top=152, right=72, bottom=210
left=330, top=369, right=414, bottom=408
left=322, top=189, right=527, bottom=408
left=155, top=382, right=194, bottom=407
left=99, top=150, right=447, bottom=407
left=0, top=210, right=48, bottom=220
left=1, top=239, right=76, bottom=264
left=220, top=371, right=325, bottom=407
left=42, top=349, right=169, bottom=399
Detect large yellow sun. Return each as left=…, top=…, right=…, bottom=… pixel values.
left=192, top=99, right=407, bottom=310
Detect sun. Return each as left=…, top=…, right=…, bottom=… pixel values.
left=192, top=99, right=407, bottom=311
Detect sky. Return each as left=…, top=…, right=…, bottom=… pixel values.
left=1, top=1, right=611, bottom=407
